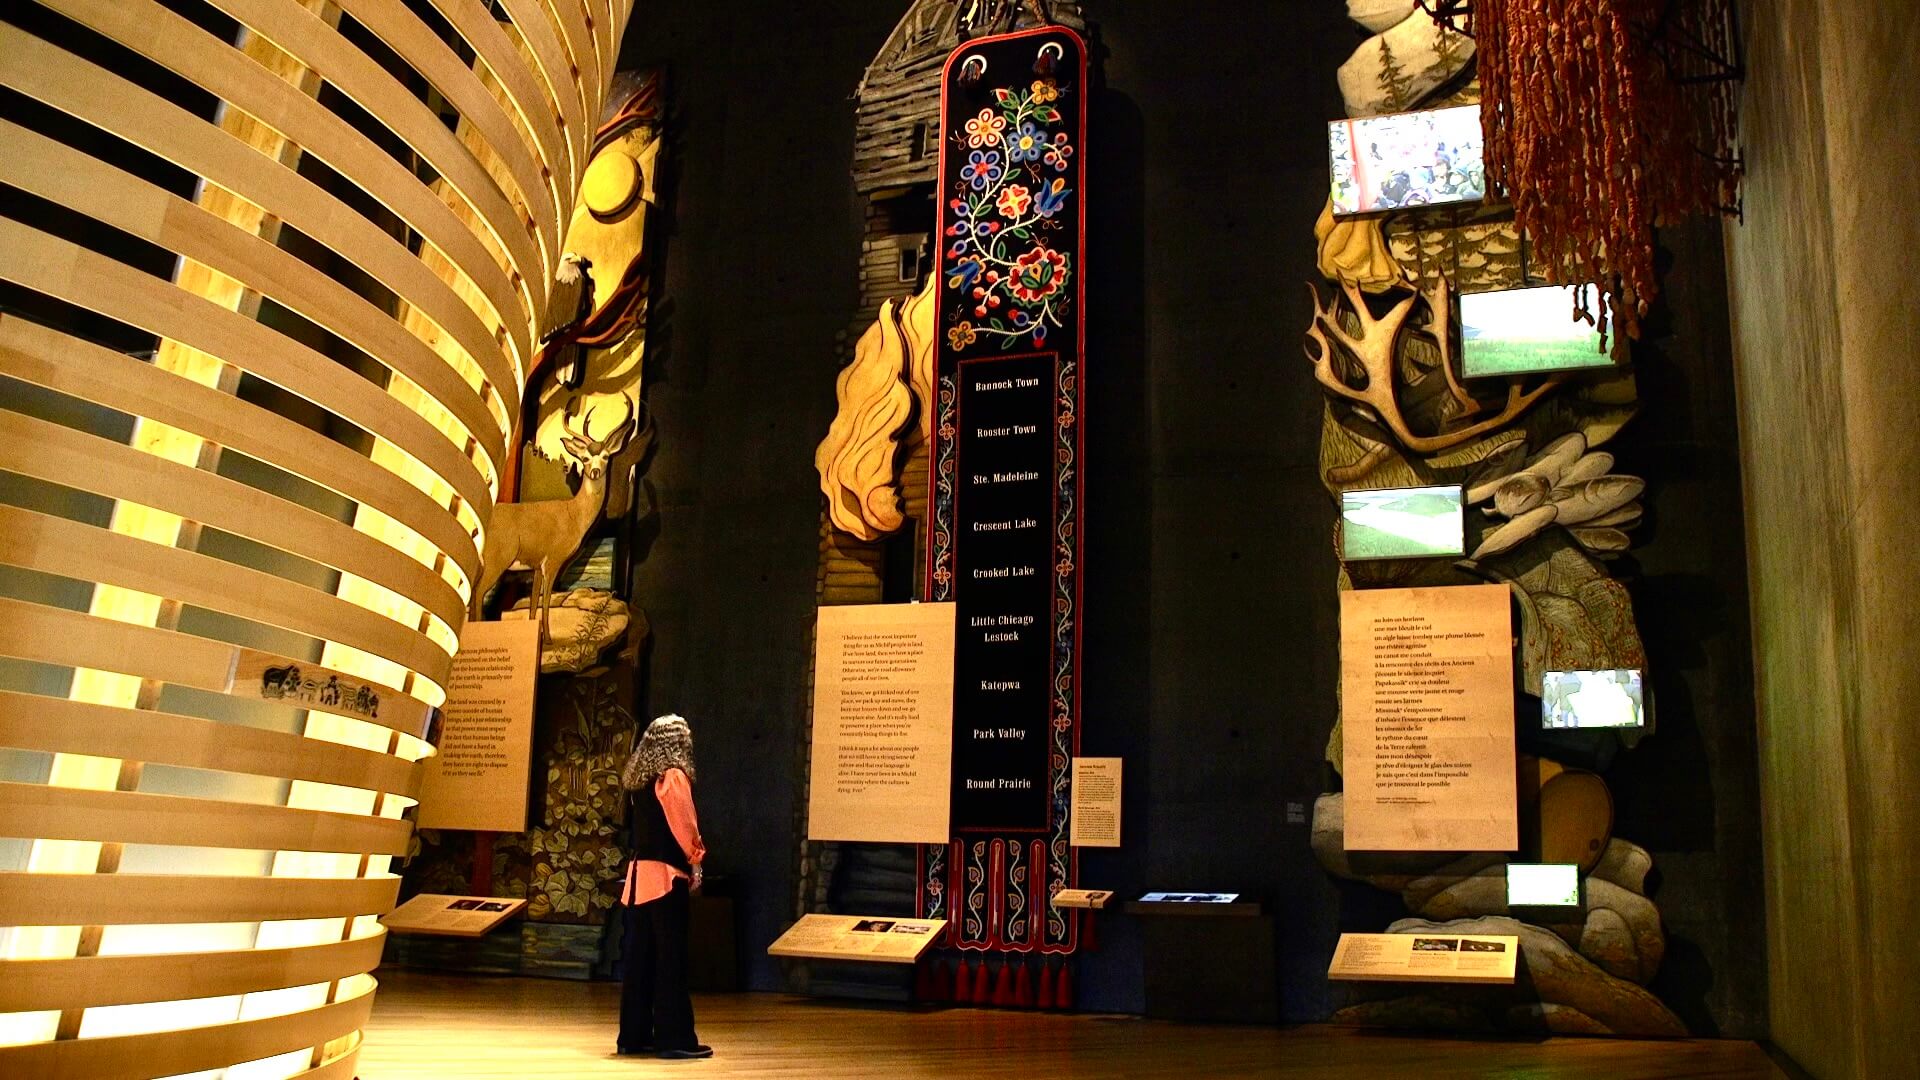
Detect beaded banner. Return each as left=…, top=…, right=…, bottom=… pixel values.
left=920, top=23, right=1087, bottom=957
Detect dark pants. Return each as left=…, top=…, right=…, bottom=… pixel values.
left=619, top=879, right=698, bottom=1051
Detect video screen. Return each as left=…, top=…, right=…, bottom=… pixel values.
left=1329, top=104, right=1486, bottom=216
left=1340, top=484, right=1465, bottom=561
left=1507, top=863, right=1581, bottom=907
left=1542, top=669, right=1645, bottom=729
left=1460, top=285, right=1615, bottom=378
left=1138, top=892, right=1239, bottom=904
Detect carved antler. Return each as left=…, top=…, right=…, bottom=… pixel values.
left=1305, top=279, right=1563, bottom=455
left=559, top=394, right=638, bottom=460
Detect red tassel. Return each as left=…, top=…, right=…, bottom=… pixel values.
left=952, top=959, right=972, bottom=1003
left=1014, top=960, right=1035, bottom=1007
left=1054, top=963, right=1074, bottom=1010
left=1036, top=961, right=1056, bottom=1009
left=991, top=960, right=1014, bottom=1006
left=972, top=958, right=991, bottom=1003
left=1081, top=910, right=1099, bottom=951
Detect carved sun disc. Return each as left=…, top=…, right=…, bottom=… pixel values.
left=583, top=151, right=640, bottom=217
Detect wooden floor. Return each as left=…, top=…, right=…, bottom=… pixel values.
left=359, top=971, right=1790, bottom=1079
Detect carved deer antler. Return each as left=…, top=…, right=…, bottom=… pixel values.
left=474, top=394, right=641, bottom=646
left=1305, top=278, right=1563, bottom=455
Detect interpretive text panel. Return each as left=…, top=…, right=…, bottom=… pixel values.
left=767, top=914, right=949, bottom=964
left=1341, top=584, right=1516, bottom=851
left=808, top=602, right=956, bottom=843
left=1328, top=931, right=1519, bottom=984
left=1069, top=756, right=1122, bottom=847
left=416, top=620, right=539, bottom=832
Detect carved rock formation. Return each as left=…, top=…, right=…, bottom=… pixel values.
left=1346, top=0, right=1416, bottom=34
left=1335, top=916, right=1687, bottom=1035
left=1337, top=7, right=1474, bottom=116
left=1407, top=868, right=1665, bottom=985
left=1468, top=527, right=1650, bottom=727
left=506, top=588, right=632, bottom=673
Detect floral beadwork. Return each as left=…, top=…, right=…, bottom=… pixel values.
left=944, top=78, right=1075, bottom=352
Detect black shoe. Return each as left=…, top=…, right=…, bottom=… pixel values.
left=615, top=1042, right=653, bottom=1056
left=657, top=1045, right=713, bottom=1060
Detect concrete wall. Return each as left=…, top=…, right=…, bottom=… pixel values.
left=1725, top=2, right=1920, bottom=1076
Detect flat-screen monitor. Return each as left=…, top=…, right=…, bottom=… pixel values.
left=1138, top=892, right=1239, bottom=904
left=1329, top=104, right=1486, bottom=216
left=1507, top=863, right=1581, bottom=907
left=1340, top=484, right=1465, bottom=561
left=1460, top=284, right=1616, bottom=378
left=1542, top=668, right=1645, bottom=729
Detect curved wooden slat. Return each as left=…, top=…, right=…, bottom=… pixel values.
left=0, top=25, right=517, bottom=431
left=0, top=596, right=435, bottom=738
left=0, top=409, right=466, bottom=635
left=538, top=0, right=604, bottom=115
left=0, top=782, right=414, bottom=857
left=0, top=222, right=493, bottom=522
left=34, top=0, right=534, bottom=370
left=0, top=872, right=400, bottom=926
left=0, top=505, right=454, bottom=691
left=0, top=121, right=506, bottom=485
left=203, top=0, right=553, bottom=310
left=0, top=978, right=375, bottom=1080
left=497, top=0, right=595, bottom=156
left=294, top=1046, right=362, bottom=1080
left=0, top=931, right=387, bottom=1013
left=0, top=691, right=424, bottom=799
left=334, top=0, right=565, bottom=237
left=0, top=0, right=636, bottom=1064
left=424, top=0, right=578, bottom=200
left=0, top=317, right=481, bottom=588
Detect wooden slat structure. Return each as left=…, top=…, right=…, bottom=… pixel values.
left=0, top=1, right=637, bottom=1075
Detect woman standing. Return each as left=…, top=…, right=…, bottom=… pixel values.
left=616, top=714, right=712, bottom=1060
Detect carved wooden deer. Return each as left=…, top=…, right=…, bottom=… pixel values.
left=474, top=397, right=643, bottom=644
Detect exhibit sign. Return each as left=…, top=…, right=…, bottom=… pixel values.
left=1542, top=668, right=1645, bottom=728
left=1507, top=862, right=1582, bottom=907
left=382, top=893, right=527, bottom=938
left=1339, top=484, right=1466, bottom=561
left=766, top=914, right=948, bottom=965
left=1459, top=284, right=1615, bottom=378
left=807, top=602, right=957, bottom=844
left=1069, top=756, right=1122, bottom=847
left=1049, top=888, right=1114, bottom=910
left=1340, top=584, right=1517, bottom=852
left=416, top=619, right=540, bottom=832
left=1327, top=932, right=1519, bottom=984
left=1328, top=104, right=1486, bottom=216
left=922, top=22, right=1090, bottom=955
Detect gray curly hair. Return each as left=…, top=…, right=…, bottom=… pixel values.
left=622, top=714, right=695, bottom=790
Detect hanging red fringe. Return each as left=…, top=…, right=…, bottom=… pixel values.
left=952, top=958, right=973, bottom=1004
left=1014, top=960, right=1035, bottom=1007
left=971, top=959, right=992, bottom=1003
left=1036, top=960, right=1056, bottom=1009
left=1053, top=963, right=1074, bottom=1010
left=1473, top=0, right=1742, bottom=342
